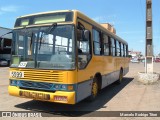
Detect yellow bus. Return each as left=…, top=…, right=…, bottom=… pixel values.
left=8, top=10, right=129, bottom=104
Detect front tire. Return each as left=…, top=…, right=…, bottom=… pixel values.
left=87, top=77, right=98, bottom=101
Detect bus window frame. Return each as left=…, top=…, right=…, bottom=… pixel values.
left=103, top=33, right=110, bottom=56
left=116, top=40, right=121, bottom=57
left=76, top=20, right=92, bottom=70
left=111, top=38, right=116, bottom=57
left=92, top=28, right=102, bottom=56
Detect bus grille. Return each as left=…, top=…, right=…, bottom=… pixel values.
left=12, top=69, right=66, bottom=83
left=20, top=81, right=53, bottom=91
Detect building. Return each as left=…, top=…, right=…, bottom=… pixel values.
left=0, top=27, right=12, bottom=63
left=128, top=50, right=145, bottom=62
left=128, top=51, right=141, bottom=58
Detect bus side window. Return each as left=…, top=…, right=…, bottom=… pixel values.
left=123, top=44, right=128, bottom=57
left=77, top=28, right=91, bottom=69
left=93, top=29, right=101, bottom=55
left=126, top=45, right=128, bottom=57
left=119, top=42, right=122, bottom=57
left=120, top=43, right=123, bottom=57
left=103, top=34, right=109, bottom=56
left=116, top=40, right=120, bottom=57
left=111, top=38, right=116, bottom=56
left=108, top=36, right=112, bottom=55
left=122, top=43, right=125, bottom=57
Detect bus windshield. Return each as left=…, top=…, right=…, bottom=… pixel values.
left=11, top=25, right=75, bottom=70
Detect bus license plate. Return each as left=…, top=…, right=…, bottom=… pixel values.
left=19, top=91, right=50, bottom=100
left=10, top=71, right=24, bottom=78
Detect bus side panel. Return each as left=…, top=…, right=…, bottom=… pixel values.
left=101, top=57, right=128, bottom=89
left=124, top=57, right=129, bottom=75
left=76, top=79, right=92, bottom=103
left=115, top=57, right=129, bottom=76
left=76, top=17, right=97, bottom=102
left=101, top=56, right=115, bottom=88
left=77, top=57, right=104, bottom=101
left=101, top=70, right=119, bottom=89
left=124, top=67, right=129, bottom=76
left=115, top=57, right=122, bottom=71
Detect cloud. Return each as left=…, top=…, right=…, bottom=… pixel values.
left=0, top=5, right=19, bottom=13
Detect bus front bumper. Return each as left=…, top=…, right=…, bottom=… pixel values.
left=8, top=86, right=75, bottom=104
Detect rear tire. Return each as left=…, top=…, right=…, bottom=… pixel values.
left=87, top=77, right=98, bottom=101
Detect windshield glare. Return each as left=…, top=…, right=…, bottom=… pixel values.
left=11, top=25, right=75, bottom=69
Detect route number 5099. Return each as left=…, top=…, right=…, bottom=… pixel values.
left=10, top=71, right=24, bottom=78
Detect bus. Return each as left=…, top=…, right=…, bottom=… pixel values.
left=8, top=10, right=129, bottom=104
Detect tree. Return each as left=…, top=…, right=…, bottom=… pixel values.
left=128, top=55, right=132, bottom=58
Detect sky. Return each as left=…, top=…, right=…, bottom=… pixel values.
left=0, top=0, right=160, bottom=55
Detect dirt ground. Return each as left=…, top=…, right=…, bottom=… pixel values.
left=0, top=63, right=160, bottom=120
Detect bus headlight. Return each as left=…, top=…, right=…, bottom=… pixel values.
left=53, top=84, right=71, bottom=91
left=61, top=85, right=67, bottom=90
left=17, top=81, right=20, bottom=85
left=54, top=84, right=60, bottom=89
left=10, top=80, right=17, bottom=86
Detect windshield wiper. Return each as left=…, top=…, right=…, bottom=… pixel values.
left=39, top=32, right=43, bottom=50
left=39, top=23, right=57, bottom=50
left=47, top=23, right=57, bottom=33
left=30, top=32, right=33, bottom=50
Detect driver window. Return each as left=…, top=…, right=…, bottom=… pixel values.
left=77, top=39, right=90, bottom=54
left=77, top=27, right=91, bottom=69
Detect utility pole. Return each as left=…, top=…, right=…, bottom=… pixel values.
left=138, top=0, right=159, bottom=84
left=145, top=0, right=153, bottom=73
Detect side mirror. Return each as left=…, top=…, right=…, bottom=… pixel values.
left=84, top=30, right=90, bottom=41
left=77, top=29, right=90, bottom=41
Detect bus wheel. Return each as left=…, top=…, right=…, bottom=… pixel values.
left=87, top=77, right=98, bottom=101
left=116, top=69, right=123, bottom=84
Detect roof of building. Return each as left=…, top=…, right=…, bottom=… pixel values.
left=0, top=26, right=12, bottom=30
